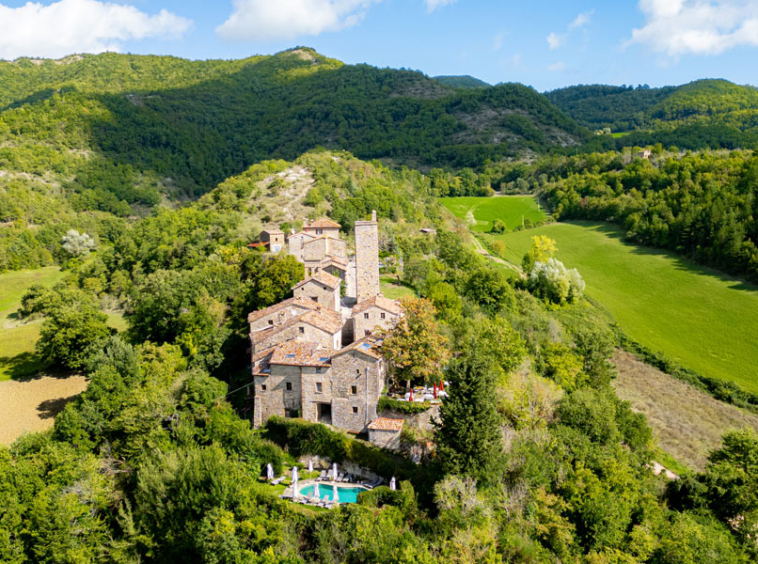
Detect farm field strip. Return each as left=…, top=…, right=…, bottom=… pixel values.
left=495, top=221, right=758, bottom=393
left=440, top=195, right=547, bottom=233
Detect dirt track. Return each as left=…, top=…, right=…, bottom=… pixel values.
left=0, top=376, right=87, bottom=445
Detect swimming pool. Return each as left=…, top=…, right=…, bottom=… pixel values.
left=298, top=484, right=368, bottom=504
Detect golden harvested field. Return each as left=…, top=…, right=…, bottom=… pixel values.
left=0, top=375, right=87, bottom=445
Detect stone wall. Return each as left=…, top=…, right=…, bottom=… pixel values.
left=353, top=307, right=400, bottom=339
left=293, top=280, right=340, bottom=312
left=288, top=232, right=312, bottom=262
left=368, top=429, right=402, bottom=450
left=253, top=365, right=302, bottom=426
left=330, top=351, right=386, bottom=432
left=300, top=366, right=335, bottom=424
left=249, top=303, right=310, bottom=335
left=354, top=214, right=380, bottom=302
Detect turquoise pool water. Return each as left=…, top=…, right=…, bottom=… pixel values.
left=299, top=484, right=367, bottom=503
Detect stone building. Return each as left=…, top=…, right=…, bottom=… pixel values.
left=367, top=417, right=404, bottom=450
left=351, top=295, right=404, bottom=339
left=355, top=211, right=380, bottom=302
left=249, top=212, right=404, bottom=433
left=292, top=270, right=341, bottom=312
left=260, top=229, right=285, bottom=253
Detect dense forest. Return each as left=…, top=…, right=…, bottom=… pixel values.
left=2, top=148, right=757, bottom=563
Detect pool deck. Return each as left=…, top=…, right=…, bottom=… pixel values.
left=281, top=479, right=370, bottom=508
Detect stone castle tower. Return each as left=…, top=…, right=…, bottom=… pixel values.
left=355, top=210, right=380, bottom=302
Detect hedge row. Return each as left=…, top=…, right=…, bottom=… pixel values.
left=620, top=336, right=758, bottom=415
left=377, top=396, right=432, bottom=414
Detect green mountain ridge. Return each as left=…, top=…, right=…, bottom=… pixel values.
left=433, top=75, right=491, bottom=89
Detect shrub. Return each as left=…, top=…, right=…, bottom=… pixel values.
left=377, top=396, right=432, bottom=414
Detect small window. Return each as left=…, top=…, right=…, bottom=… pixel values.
left=268, top=319, right=274, bottom=326
left=352, top=406, right=358, bottom=414
left=364, top=330, right=370, bottom=336
left=316, top=367, right=322, bottom=374
left=285, top=409, right=298, bottom=418
left=364, top=313, right=369, bottom=319
left=317, top=228, right=323, bottom=235
left=380, top=312, right=386, bottom=320
left=311, top=296, right=318, bottom=302
left=351, top=385, right=357, bottom=395
left=286, top=382, right=293, bottom=391
left=261, top=384, right=267, bottom=391
left=356, top=369, right=361, bottom=375
left=299, top=327, right=304, bottom=334
left=316, top=382, right=323, bottom=392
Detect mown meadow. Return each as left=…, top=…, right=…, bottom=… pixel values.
left=440, top=195, right=547, bottom=232
left=492, top=221, right=758, bottom=393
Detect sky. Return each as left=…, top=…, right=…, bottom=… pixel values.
left=2, top=0, right=758, bottom=91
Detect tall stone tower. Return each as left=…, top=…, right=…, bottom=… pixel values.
left=355, top=210, right=380, bottom=303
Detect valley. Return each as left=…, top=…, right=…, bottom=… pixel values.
left=493, top=221, right=758, bottom=393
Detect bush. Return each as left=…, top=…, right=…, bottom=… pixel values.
left=377, top=396, right=432, bottom=414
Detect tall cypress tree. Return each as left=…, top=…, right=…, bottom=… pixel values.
left=435, top=340, right=504, bottom=487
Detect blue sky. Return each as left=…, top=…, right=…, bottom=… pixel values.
left=2, top=0, right=758, bottom=91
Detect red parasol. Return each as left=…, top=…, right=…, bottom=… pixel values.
left=433, top=383, right=438, bottom=399
left=439, top=379, right=444, bottom=392
left=409, top=388, right=414, bottom=402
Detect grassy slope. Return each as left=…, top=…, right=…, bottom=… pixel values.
left=496, top=222, right=758, bottom=393
left=440, top=196, right=547, bottom=233
left=0, top=267, right=65, bottom=381
left=380, top=277, right=417, bottom=300
left=0, top=267, right=125, bottom=381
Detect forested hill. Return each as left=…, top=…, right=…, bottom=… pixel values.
left=0, top=47, right=587, bottom=196
left=547, top=79, right=758, bottom=132
left=432, top=75, right=491, bottom=89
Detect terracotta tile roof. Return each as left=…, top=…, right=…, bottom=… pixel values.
left=292, top=271, right=341, bottom=291
left=333, top=336, right=383, bottom=360
left=252, top=347, right=276, bottom=376
left=351, top=295, right=404, bottom=316
left=367, top=417, right=404, bottom=432
left=247, top=296, right=320, bottom=324
left=321, top=255, right=348, bottom=269
left=288, top=231, right=315, bottom=240
left=262, top=229, right=284, bottom=235
left=300, top=308, right=343, bottom=334
left=306, top=217, right=342, bottom=229
left=270, top=341, right=333, bottom=367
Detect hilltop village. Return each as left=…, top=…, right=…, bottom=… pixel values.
left=247, top=212, right=404, bottom=435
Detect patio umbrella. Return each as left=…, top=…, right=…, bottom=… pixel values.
left=292, top=467, right=299, bottom=498
left=439, top=379, right=444, bottom=392
left=308, top=459, right=313, bottom=473
left=409, top=388, right=414, bottom=402
left=315, top=483, right=320, bottom=500
left=389, top=477, right=396, bottom=491
left=332, top=463, right=338, bottom=481
left=433, top=383, right=438, bottom=399
left=266, top=463, right=274, bottom=481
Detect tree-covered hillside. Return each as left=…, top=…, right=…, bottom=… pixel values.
left=433, top=75, right=491, bottom=89
left=548, top=79, right=758, bottom=138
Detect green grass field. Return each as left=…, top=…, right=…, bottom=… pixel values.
left=0, top=267, right=126, bottom=381
left=495, top=222, right=758, bottom=393
left=441, top=196, right=547, bottom=233
left=380, top=277, right=416, bottom=300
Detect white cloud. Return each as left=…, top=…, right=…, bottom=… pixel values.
left=547, top=32, right=564, bottom=50
left=425, top=0, right=457, bottom=13
left=569, top=10, right=594, bottom=29
left=511, top=52, right=522, bottom=67
left=0, top=0, right=191, bottom=60
left=548, top=61, right=566, bottom=71
left=493, top=31, right=505, bottom=51
left=217, top=0, right=380, bottom=41
left=630, top=0, right=758, bottom=56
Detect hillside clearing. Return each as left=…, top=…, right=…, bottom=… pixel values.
left=495, top=221, right=758, bottom=393
left=440, top=196, right=547, bottom=233
left=613, top=350, right=758, bottom=471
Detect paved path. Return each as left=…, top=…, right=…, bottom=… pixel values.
left=0, top=376, right=87, bottom=445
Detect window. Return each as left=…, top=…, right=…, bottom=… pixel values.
left=356, top=369, right=361, bottom=375
left=299, top=327, right=304, bottom=334
left=268, top=319, right=274, bottom=326
left=364, top=313, right=369, bottom=319
left=261, top=384, right=266, bottom=391
left=364, top=330, right=370, bottom=336
left=285, top=409, right=298, bottom=418
left=316, top=382, right=323, bottom=392
left=351, top=385, right=357, bottom=395
left=352, top=406, right=358, bottom=414
left=311, top=296, right=318, bottom=302
left=380, top=313, right=386, bottom=319
left=316, top=367, right=322, bottom=374
left=317, top=228, right=323, bottom=235
left=286, top=382, right=293, bottom=391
